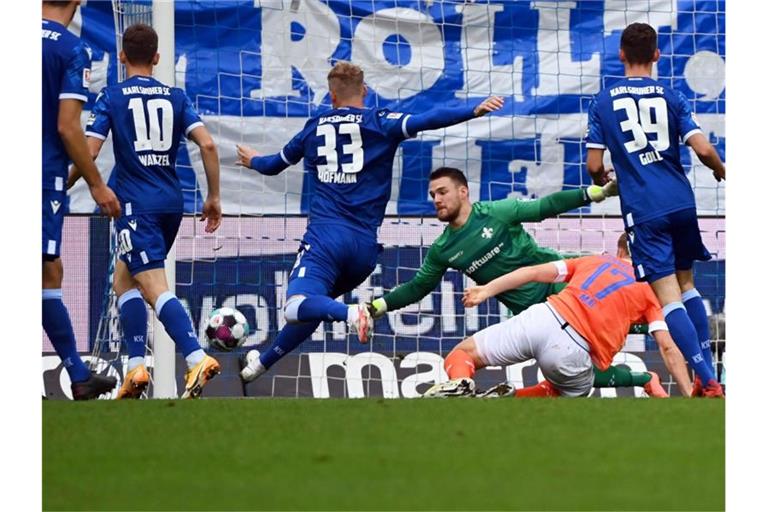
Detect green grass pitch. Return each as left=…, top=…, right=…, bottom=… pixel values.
left=43, top=398, right=723, bottom=511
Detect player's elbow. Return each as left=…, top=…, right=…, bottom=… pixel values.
left=57, top=119, right=80, bottom=141
left=199, top=138, right=217, bottom=155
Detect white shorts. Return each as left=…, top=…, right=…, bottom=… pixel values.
left=473, top=302, right=594, bottom=397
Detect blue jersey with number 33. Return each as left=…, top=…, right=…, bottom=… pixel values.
left=86, top=75, right=203, bottom=214
left=280, top=106, right=412, bottom=236
left=585, top=76, right=703, bottom=226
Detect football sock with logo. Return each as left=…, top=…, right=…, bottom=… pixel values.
left=260, top=321, right=321, bottom=368
left=155, top=291, right=202, bottom=362
left=43, top=289, right=91, bottom=383
left=593, top=366, right=651, bottom=387
left=296, top=295, right=349, bottom=322
left=682, top=288, right=715, bottom=374
left=663, top=302, right=715, bottom=383
left=118, top=289, right=148, bottom=368
left=444, top=349, right=476, bottom=379
left=515, top=380, right=561, bottom=398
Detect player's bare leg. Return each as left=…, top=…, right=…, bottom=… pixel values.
left=132, top=268, right=220, bottom=399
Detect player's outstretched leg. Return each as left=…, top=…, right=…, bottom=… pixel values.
left=240, top=321, right=321, bottom=382
left=43, top=259, right=117, bottom=400
left=285, top=295, right=373, bottom=343
left=593, top=366, right=668, bottom=397
left=116, top=288, right=149, bottom=399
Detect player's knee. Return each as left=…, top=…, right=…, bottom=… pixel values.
left=453, top=337, right=484, bottom=368
left=42, top=258, right=63, bottom=288
left=283, top=295, right=306, bottom=324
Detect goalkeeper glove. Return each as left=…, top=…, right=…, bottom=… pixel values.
left=367, top=298, right=388, bottom=319
left=585, top=179, right=618, bottom=203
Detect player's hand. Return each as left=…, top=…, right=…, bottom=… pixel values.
left=713, top=167, right=725, bottom=182
left=200, top=195, right=222, bottom=233
left=236, top=144, right=260, bottom=168
left=586, top=179, right=618, bottom=203
left=462, top=286, right=489, bottom=308
left=367, top=298, right=388, bottom=319
left=474, top=96, right=504, bottom=117
left=90, top=183, right=121, bottom=218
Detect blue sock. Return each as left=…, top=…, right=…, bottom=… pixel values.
left=663, top=302, right=715, bottom=383
left=260, top=321, right=320, bottom=368
left=155, top=291, right=201, bottom=358
left=682, top=289, right=715, bottom=375
left=296, top=296, right=348, bottom=322
left=119, top=289, right=148, bottom=360
left=43, top=289, right=90, bottom=383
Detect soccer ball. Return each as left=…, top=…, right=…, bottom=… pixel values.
left=205, top=307, right=250, bottom=351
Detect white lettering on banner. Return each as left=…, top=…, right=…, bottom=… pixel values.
left=250, top=0, right=339, bottom=104
left=440, top=280, right=457, bottom=333
left=455, top=3, right=523, bottom=101
left=603, top=0, right=677, bottom=33
left=531, top=1, right=600, bottom=96
left=352, top=8, right=444, bottom=100
left=400, top=352, right=448, bottom=398
left=390, top=294, right=434, bottom=335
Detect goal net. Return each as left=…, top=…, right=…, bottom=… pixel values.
left=61, top=0, right=725, bottom=399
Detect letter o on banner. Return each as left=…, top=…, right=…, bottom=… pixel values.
left=352, top=8, right=444, bottom=100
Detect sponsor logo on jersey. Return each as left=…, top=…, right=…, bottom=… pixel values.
left=465, top=242, right=504, bottom=275
left=448, top=250, right=464, bottom=263
left=481, top=227, right=494, bottom=239
left=50, top=200, right=61, bottom=214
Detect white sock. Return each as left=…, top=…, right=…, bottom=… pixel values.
left=185, top=349, right=206, bottom=369
left=127, top=356, right=145, bottom=372
left=346, top=305, right=359, bottom=324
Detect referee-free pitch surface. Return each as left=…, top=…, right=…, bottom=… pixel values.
left=43, top=398, right=724, bottom=511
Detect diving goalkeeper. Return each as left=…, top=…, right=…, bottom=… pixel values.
left=369, top=167, right=690, bottom=395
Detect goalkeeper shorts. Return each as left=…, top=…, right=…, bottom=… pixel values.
left=473, top=302, right=594, bottom=397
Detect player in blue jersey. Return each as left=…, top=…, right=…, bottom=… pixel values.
left=585, top=23, right=726, bottom=397
left=237, top=61, right=503, bottom=382
left=42, top=0, right=121, bottom=400
left=70, top=24, right=223, bottom=399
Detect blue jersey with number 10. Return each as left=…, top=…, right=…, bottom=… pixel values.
left=86, top=75, right=203, bottom=214
left=585, top=76, right=703, bottom=226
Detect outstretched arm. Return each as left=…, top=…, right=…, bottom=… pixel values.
left=652, top=329, right=693, bottom=397
left=237, top=144, right=290, bottom=176
left=488, top=182, right=617, bottom=224
left=403, top=96, right=504, bottom=137
left=463, top=261, right=561, bottom=307
left=371, top=250, right=447, bottom=317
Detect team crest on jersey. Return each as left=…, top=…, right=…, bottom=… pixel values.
left=50, top=200, right=61, bottom=214
left=83, top=68, right=91, bottom=88
left=481, top=227, right=494, bottom=239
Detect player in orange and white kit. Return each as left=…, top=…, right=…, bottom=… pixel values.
left=426, top=250, right=700, bottom=398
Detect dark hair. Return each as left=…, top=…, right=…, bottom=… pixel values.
left=122, top=23, right=158, bottom=65
left=620, top=23, right=657, bottom=65
left=429, top=167, right=468, bottom=188
left=617, top=232, right=629, bottom=253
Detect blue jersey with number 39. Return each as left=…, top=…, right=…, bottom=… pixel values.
left=86, top=75, right=203, bottom=214
left=585, top=77, right=703, bottom=226
left=280, top=106, right=412, bottom=236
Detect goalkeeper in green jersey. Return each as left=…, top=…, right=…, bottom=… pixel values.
left=369, top=167, right=685, bottom=395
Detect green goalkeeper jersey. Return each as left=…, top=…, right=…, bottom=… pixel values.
left=382, top=189, right=590, bottom=315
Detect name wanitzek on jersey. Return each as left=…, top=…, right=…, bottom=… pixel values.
left=318, top=170, right=357, bottom=184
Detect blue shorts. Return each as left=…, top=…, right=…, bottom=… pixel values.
left=42, top=190, right=68, bottom=260
left=115, top=213, right=182, bottom=275
left=626, top=208, right=711, bottom=282
left=286, top=224, right=382, bottom=299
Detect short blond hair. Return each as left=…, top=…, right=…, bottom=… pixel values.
left=327, top=61, right=364, bottom=99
